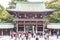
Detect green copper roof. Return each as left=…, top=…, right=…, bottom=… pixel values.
left=0, top=23, right=14, bottom=29
left=16, top=2, right=43, bottom=4
left=15, top=2, right=46, bottom=9
left=47, top=23, right=60, bottom=29
left=7, top=2, right=54, bottom=12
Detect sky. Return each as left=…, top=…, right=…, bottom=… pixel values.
left=0, top=0, right=48, bottom=8
left=0, top=0, right=11, bottom=8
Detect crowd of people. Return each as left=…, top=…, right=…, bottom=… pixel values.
left=10, top=31, right=43, bottom=40
left=10, top=31, right=59, bottom=40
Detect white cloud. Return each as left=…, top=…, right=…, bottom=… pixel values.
left=0, top=0, right=11, bottom=8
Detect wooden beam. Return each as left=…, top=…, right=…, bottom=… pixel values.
left=43, top=21, right=45, bottom=36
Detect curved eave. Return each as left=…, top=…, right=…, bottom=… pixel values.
left=47, top=23, right=60, bottom=29
left=7, top=9, right=54, bottom=13
left=0, top=23, right=14, bottom=29
left=16, top=2, right=44, bottom=4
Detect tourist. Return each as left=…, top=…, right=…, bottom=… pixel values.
left=23, top=31, right=27, bottom=37
left=36, top=37, right=39, bottom=40
left=57, top=32, right=59, bottom=39
left=21, top=33, right=26, bottom=40
left=26, top=33, right=28, bottom=40
left=10, top=31, right=18, bottom=40
left=35, top=34, right=39, bottom=40
left=44, top=33, right=49, bottom=40
left=28, top=33, right=32, bottom=40
left=34, top=33, right=36, bottom=38
left=47, top=33, right=49, bottom=40
left=14, top=32, right=18, bottom=40
left=23, top=31, right=29, bottom=40
left=18, top=34, right=21, bottom=40
left=31, top=31, right=34, bottom=38
left=10, top=31, right=13, bottom=39
left=44, top=33, right=47, bottom=40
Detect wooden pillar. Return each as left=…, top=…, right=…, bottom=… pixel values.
left=16, top=21, right=18, bottom=33
left=57, top=29, right=59, bottom=35
left=59, top=29, right=60, bottom=35
left=33, top=26, right=34, bottom=33
left=43, top=21, right=45, bottom=36
left=58, top=29, right=59, bottom=32
left=50, top=29, right=51, bottom=35
left=36, top=21, right=37, bottom=34
left=15, top=12, right=18, bottom=33
left=24, top=21, right=25, bottom=32
left=35, top=14, right=37, bottom=17
left=25, top=14, right=26, bottom=18
left=10, top=30, right=11, bottom=35
left=2, top=29, right=3, bottom=36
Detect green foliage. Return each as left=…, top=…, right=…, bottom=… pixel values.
left=47, top=0, right=60, bottom=23
left=47, top=0, right=60, bottom=11
left=0, top=5, right=13, bottom=23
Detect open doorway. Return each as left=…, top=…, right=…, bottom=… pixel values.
left=25, top=25, right=33, bottom=33
left=51, top=29, right=57, bottom=35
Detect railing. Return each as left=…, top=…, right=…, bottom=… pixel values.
left=13, top=18, right=48, bottom=21
left=18, top=31, right=43, bottom=34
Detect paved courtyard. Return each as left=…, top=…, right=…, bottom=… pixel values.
left=0, top=35, right=60, bottom=40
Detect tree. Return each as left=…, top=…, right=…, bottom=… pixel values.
left=45, top=0, right=49, bottom=6
left=46, top=0, right=60, bottom=23
left=0, top=5, right=13, bottom=23
left=7, top=0, right=27, bottom=9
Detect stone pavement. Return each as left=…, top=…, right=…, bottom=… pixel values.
left=0, top=36, right=60, bottom=40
